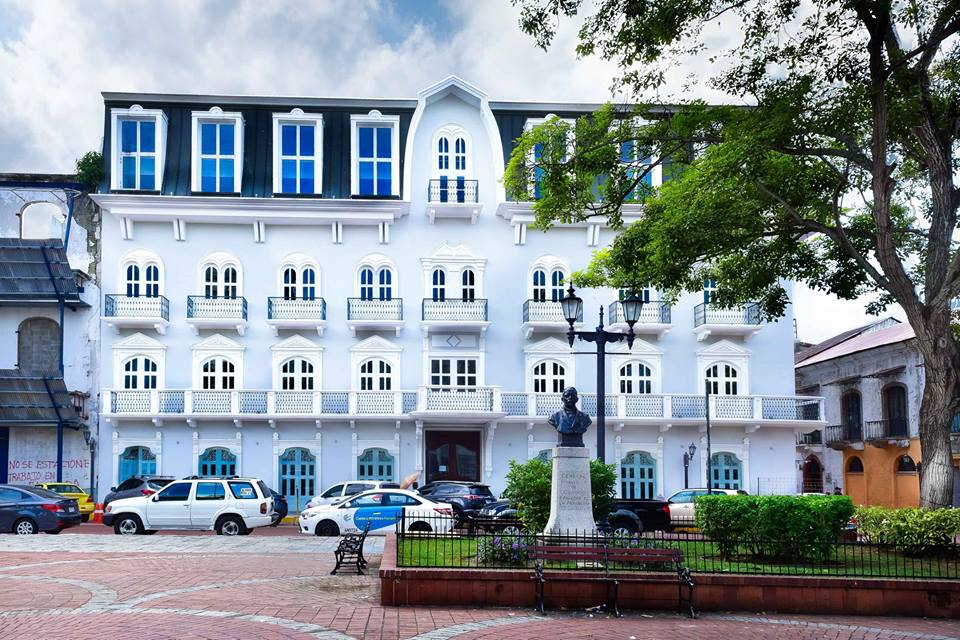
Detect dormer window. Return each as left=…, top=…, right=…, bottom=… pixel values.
left=350, top=111, right=400, bottom=197
left=191, top=108, right=244, bottom=193
left=272, top=110, right=323, bottom=195
left=110, top=106, right=167, bottom=191
left=524, top=115, right=574, bottom=200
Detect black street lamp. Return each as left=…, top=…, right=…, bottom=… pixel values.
left=682, top=442, right=697, bottom=489
left=562, top=284, right=642, bottom=462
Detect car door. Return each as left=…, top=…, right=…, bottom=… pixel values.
left=190, top=481, right=226, bottom=528
left=668, top=491, right=696, bottom=524
left=0, top=487, right=22, bottom=531
left=350, top=492, right=394, bottom=532
left=145, top=481, right=193, bottom=527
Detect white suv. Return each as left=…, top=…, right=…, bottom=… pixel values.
left=304, top=480, right=401, bottom=510
left=103, top=477, right=274, bottom=536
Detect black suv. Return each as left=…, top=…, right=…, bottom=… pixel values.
left=417, top=481, right=495, bottom=524
left=103, top=476, right=174, bottom=508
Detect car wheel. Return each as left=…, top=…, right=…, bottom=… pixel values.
left=451, top=506, right=466, bottom=527
left=114, top=514, right=144, bottom=535
left=611, top=520, right=638, bottom=539
left=407, top=521, right=432, bottom=533
left=13, top=518, right=38, bottom=535
left=499, top=524, right=521, bottom=536
left=44, top=528, right=62, bottom=535
left=81, top=514, right=90, bottom=523
left=315, top=520, right=340, bottom=537
left=215, top=515, right=247, bottom=536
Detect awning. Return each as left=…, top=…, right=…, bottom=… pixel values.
left=0, top=238, right=85, bottom=307
left=0, top=370, right=83, bottom=428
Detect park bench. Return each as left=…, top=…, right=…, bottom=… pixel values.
left=466, top=514, right=522, bottom=535
left=530, top=542, right=694, bottom=618
left=331, top=521, right=371, bottom=575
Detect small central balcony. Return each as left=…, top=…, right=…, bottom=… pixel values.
left=693, top=302, right=762, bottom=341
left=824, top=423, right=864, bottom=449
left=346, top=297, right=404, bottom=336
left=608, top=300, right=672, bottom=339
left=103, top=294, right=170, bottom=334
left=796, top=430, right=823, bottom=447
left=410, top=386, right=504, bottom=421
left=521, top=299, right=583, bottom=338
left=266, top=297, right=327, bottom=336
left=864, top=418, right=911, bottom=445
left=186, top=296, right=248, bottom=335
left=426, top=178, right=481, bottom=224
left=421, top=298, right=490, bottom=333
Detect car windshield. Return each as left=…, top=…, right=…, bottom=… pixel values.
left=256, top=480, right=271, bottom=499
left=45, top=484, right=83, bottom=494
left=29, top=487, right=68, bottom=501
left=147, top=479, right=173, bottom=489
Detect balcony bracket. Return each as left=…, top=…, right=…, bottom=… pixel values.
left=698, top=424, right=708, bottom=434
left=268, top=419, right=276, bottom=429
left=233, top=419, right=243, bottom=429
left=186, top=418, right=197, bottom=429
left=315, top=420, right=323, bottom=430
left=613, top=422, right=624, bottom=432
left=745, top=424, right=760, bottom=434
left=151, top=418, right=163, bottom=427
left=154, top=323, right=167, bottom=335
left=659, top=423, right=672, bottom=433
left=236, top=324, right=246, bottom=336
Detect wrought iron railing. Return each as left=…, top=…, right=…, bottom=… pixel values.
left=796, top=430, right=823, bottom=445
left=693, top=302, right=761, bottom=326
left=523, top=299, right=582, bottom=323
left=347, top=298, right=403, bottom=321
left=428, top=178, right=478, bottom=203
left=865, top=418, right=910, bottom=440
left=104, top=294, right=170, bottom=320
left=186, top=296, right=247, bottom=319
left=267, top=297, right=326, bottom=320
left=423, top=386, right=495, bottom=412
left=421, top=298, right=488, bottom=321
left=824, top=423, right=863, bottom=444
left=608, top=300, right=672, bottom=325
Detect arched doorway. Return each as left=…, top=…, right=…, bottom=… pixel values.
left=620, top=451, right=657, bottom=499
left=801, top=455, right=823, bottom=493
left=279, top=447, right=316, bottom=513
left=119, top=446, right=156, bottom=483
left=198, top=447, right=237, bottom=477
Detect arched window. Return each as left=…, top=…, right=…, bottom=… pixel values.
left=199, top=447, right=236, bottom=477
left=550, top=269, right=565, bottom=302
left=145, top=264, right=160, bottom=297
left=533, top=360, right=565, bottom=393
left=454, top=137, right=467, bottom=171
left=703, top=277, right=717, bottom=304
left=461, top=269, right=476, bottom=301
left=282, top=267, right=297, bottom=300
left=532, top=269, right=547, bottom=302
left=378, top=267, right=393, bottom=301
left=201, top=357, right=235, bottom=390
left=437, top=137, right=450, bottom=171
left=203, top=265, right=219, bottom=298
left=883, top=385, right=909, bottom=437
left=20, top=202, right=65, bottom=240
left=618, top=361, right=653, bottom=394
left=621, top=451, right=656, bottom=499
left=846, top=456, right=864, bottom=473
left=119, top=446, right=156, bottom=483
left=202, top=260, right=240, bottom=299
left=359, top=267, right=374, bottom=301
left=223, top=266, right=238, bottom=299
left=710, top=453, right=742, bottom=490
left=17, top=317, right=60, bottom=373
left=357, top=448, right=395, bottom=481
left=125, top=264, right=141, bottom=297
left=360, top=359, right=392, bottom=391
left=431, top=268, right=446, bottom=301
left=301, top=267, right=316, bottom=301
left=705, top=363, right=739, bottom=395
left=896, top=455, right=917, bottom=473
left=841, top=391, right=862, bottom=438
left=281, top=358, right=314, bottom=391
left=123, top=356, right=158, bottom=390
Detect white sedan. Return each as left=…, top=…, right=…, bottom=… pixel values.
left=299, top=488, right=455, bottom=536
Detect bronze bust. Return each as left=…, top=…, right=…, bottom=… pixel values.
left=548, top=387, right=592, bottom=447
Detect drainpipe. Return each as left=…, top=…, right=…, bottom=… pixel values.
left=42, top=377, right=65, bottom=483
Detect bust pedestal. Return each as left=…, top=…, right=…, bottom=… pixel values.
left=544, top=446, right=597, bottom=535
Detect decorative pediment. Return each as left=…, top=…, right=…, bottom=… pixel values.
left=697, top=339, right=751, bottom=357
left=609, top=338, right=663, bottom=356
left=271, top=334, right=323, bottom=354
left=192, top=333, right=244, bottom=353
left=350, top=335, right=402, bottom=354
left=421, top=242, right=486, bottom=268
left=418, top=76, right=487, bottom=107
left=524, top=337, right=573, bottom=355
left=112, top=332, right=166, bottom=352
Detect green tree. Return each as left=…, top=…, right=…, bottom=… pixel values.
left=507, top=0, right=960, bottom=508
left=503, top=457, right=616, bottom=531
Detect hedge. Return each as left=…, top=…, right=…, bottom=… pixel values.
left=695, top=494, right=854, bottom=560
left=855, top=506, right=960, bottom=554
left=503, top=457, right=616, bottom=531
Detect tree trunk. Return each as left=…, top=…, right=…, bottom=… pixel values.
left=911, top=308, right=958, bottom=509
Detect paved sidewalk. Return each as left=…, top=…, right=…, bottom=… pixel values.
left=0, top=536, right=957, bottom=639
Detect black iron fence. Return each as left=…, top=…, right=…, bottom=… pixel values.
left=395, top=514, right=959, bottom=579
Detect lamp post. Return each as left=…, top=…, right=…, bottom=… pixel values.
left=561, top=284, right=642, bottom=463
left=682, top=442, right=697, bottom=489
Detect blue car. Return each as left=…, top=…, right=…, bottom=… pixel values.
left=0, top=484, right=83, bottom=535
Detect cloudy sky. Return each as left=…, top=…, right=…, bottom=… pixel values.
left=0, top=0, right=902, bottom=342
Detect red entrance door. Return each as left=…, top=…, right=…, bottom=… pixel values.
left=802, top=455, right=824, bottom=493
left=425, top=431, right=481, bottom=482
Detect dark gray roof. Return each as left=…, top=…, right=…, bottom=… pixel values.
left=0, top=370, right=82, bottom=428
left=0, top=239, right=85, bottom=306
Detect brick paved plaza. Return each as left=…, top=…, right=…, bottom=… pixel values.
left=0, top=525, right=957, bottom=640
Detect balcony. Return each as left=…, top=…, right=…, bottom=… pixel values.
left=103, top=294, right=170, bottom=334
left=266, top=297, right=327, bottom=336
left=521, top=299, right=583, bottom=338
left=693, top=302, right=762, bottom=341
left=608, top=300, right=672, bottom=338
left=426, top=178, right=481, bottom=223
left=796, top=430, right=823, bottom=447
left=864, top=418, right=911, bottom=445
left=346, top=298, right=404, bottom=336
left=185, top=296, right=248, bottom=335
left=824, top=424, right=864, bottom=449
left=420, top=298, right=490, bottom=333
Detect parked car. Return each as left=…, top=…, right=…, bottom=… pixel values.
left=667, top=488, right=746, bottom=526
left=0, top=484, right=82, bottom=534
left=604, top=498, right=672, bottom=535
left=299, top=488, right=455, bottom=536
left=303, top=480, right=401, bottom=510
left=36, top=482, right=95, bottom=522
left=103, top=476, right=174, bottom=508
left=416, top=481, right=496, bottom=524
left=473, top=499, right=521, bottom=533
left=103, top=477, right=273, bottom=536
left=269, top=488, right=288, bottom=526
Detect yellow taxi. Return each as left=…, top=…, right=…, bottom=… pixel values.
left=36, top=483, right=95, bottom=521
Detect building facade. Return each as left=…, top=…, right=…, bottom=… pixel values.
left=91, top=77, right=823, bottom=509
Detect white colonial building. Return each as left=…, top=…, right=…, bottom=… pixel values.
left=91, top=77, right=823, bottom=509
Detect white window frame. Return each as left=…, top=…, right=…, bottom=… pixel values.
left=191, top=334, right=245, bottom=389
left=279, top=358, right=315, bottom=391
left=272, top=109, right=324, bottom=195
left=110, top=105, right=167, bottom=192
left=350, top=110, right=401, bottom=197
left=199, top=357, right=237, bottom=390
left=420, top=243, right=486, bottom=301
left=197, top=251, right=242, bottom=298
left=429, top=357, right=479, bottom=389
left=524, top=115, right=575, bottom=198
left=524, top=338, right=574, bottom=393
left=617, top=360, right=655, bottom=394
left=191, top=107, right=244, bottom=193
left=270, top=335, right=323, bottom=390
left=696, top=339, right=750, bottom=395
left=355, top=253, right=398, bottom=300
left=461, top=268, right=476, bottom=301
left=121, top=355, right=159, bottom=390
left=431, top=124, right=472, bottom=179
left=532, top=359, right=567, bottom=394
left=112, top=332, right=166, bottom=389
left=359, top=358, right=393, bottom=391
left=350, top=336, right=401, bottom=391
left=610, top=339, right=663, bottom=394
left=119, top=249, right=165, bottom=298
left=528, top=255, right=570, bottom=301
left=277, top=253, right=321, bottom=300
left=705, top=362, right=741, bottom=396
